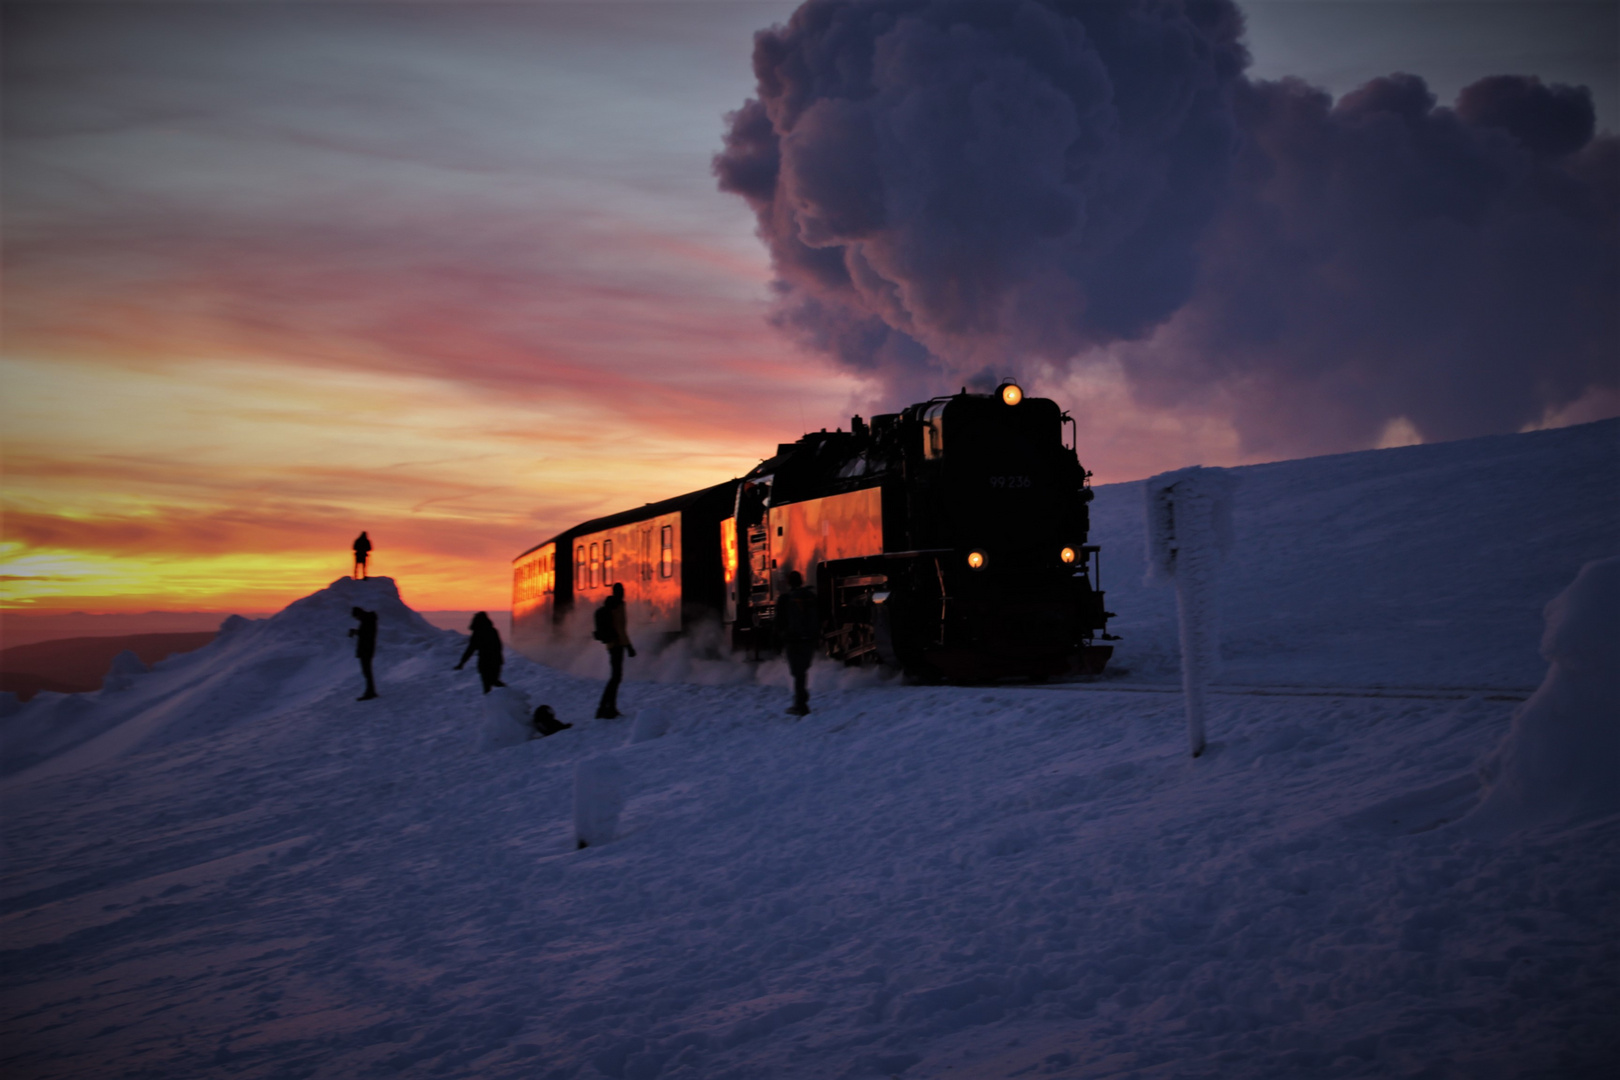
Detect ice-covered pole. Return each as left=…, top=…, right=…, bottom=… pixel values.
left=1145, top=467, right=1239, bottom=757
left=574, top=755, right=626, bottom=849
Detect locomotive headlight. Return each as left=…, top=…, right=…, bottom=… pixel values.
left=967, top=549, right=987, bottom=570
left=1060, top=546, right=1076, bottom=564
left=1000, top=382, right=1023, bottom=406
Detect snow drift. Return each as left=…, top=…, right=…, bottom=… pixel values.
left=1472, top=555, right=1620, bottom=830
left=1, top=422, right=1616, bottom=1079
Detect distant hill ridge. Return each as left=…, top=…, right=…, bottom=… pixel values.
left=0, top=633, right=218, bottom=702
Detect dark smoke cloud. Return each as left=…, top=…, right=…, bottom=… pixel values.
left=716, top=0, right=1618, bottom=453
left=1134, top=71, right=1617, bottom=452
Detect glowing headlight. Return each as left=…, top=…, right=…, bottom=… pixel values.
left=1060, top=546, right=1076, bottom=564
left=1000, top=382, right=1023, bottom=406
left=967, top=549, right=987, bottom=570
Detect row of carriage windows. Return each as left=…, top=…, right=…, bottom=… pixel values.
left=574, top=524, right=675, bottom=590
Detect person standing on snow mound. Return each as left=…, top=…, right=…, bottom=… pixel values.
left=349, top=606, right=379, bottom=701
left=352, top=531, right=372, bottom=579
left=780, top=570, right=820, bottom=716
left=454, top=611, right=507, bottom=694
left=594, top=582, right=636, bottom=719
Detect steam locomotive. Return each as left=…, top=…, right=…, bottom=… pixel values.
left=511, top=382, right=1114, bottom=680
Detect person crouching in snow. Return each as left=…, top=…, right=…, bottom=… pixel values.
left=349, top=606, right=379, bottom=700
left=454, top=611, right=507, bottom=693
left=531, top=704, right=571, bottom=737
left=594, top=582, right=636, bottom=719
left=779, top=570, right=820, bottom=716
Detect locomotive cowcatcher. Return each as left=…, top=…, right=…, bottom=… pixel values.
left=511, top=382, right=1114, bottom=681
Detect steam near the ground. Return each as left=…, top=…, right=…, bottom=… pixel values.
left=0, top=420, right=1615, bottom=1079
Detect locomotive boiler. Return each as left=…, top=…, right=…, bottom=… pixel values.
left=511, top=382, right=1114, bottom=680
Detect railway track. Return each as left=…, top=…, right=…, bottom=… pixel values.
left=1016, top=680, right=1534, bottom=703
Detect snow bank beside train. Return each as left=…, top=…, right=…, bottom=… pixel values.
left=1472, top=555, right=1620, bottom=830
left=1090, top=418, right=1619, bottom=688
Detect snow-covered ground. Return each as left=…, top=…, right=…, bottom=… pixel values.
left=1, top=420, right=1615, bottom=1079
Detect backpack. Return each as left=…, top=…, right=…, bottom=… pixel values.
left=593, top=602, right=615, bottom=644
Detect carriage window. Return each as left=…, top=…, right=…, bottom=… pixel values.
left=642, top=528, right=653, bottom=581
left=590, top=543, right=600, bottom=588
left=603, top=540, right=613, bottom=586
left=660, top=524, right=674, bottom=578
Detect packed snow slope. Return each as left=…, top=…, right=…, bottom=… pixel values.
left=1, top=421, right=1616, bottom=1080
left=1088, top=418, right=1618, bottom=689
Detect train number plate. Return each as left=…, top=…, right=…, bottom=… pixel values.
left=989, top=475, right=1033, bottom=489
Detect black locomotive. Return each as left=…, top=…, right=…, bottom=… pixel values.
left=512, top=382, right=1114, bottom=680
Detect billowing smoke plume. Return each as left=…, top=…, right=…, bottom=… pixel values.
left=715, top=0, right=1618, bottom=453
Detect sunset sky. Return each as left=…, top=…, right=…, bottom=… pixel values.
left=4, top=1, right=1616, bottom=621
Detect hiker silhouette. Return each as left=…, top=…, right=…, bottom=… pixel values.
left=595, top=583, right=636, bottom=719
left=455, top=611, right=507, bottom=693
left=352, top=532, right=372, bottom=579
left=349, top=606, right=378, bottom=700
left=779, top=570, right=819, bottom=715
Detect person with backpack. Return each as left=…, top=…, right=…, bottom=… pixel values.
left=453, top=611, right=507, bottom=693
left=779, top=570, right=820, bottom=716
left=594, top=582, right=636, bottom=719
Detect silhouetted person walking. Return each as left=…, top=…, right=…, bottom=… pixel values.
left=594, top=582, right=636, bottom=719
left=780, top=570, right=819, bottom=716
left=352, top=531, right=372, bottom=579
left=454, top=611, right=507, bottom=693
left=349, top=606, right=378, bottom=700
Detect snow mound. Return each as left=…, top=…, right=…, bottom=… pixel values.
left=100, top=649, right=147, bottom=692
left=628, top=706, right=673, bottom=744
left=265, top=575, right=445, bottom=649
left=1470, top=555, right=1620, bottom=830
left=479, top=686, right=535, bottom=750
left=0, top=577, right=463, bottom=779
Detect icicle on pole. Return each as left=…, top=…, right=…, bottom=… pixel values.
left=1145, top=467, right=1239, bottom=757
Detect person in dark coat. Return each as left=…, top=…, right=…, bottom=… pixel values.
left=779, top=570, right=819, bottom=716
left=349, top=606, right=379, bottom=700
left=595, top=583, right=636, bottom=719
left=352, top=531, right=372, bottom=579
left=454, top=611, right=507, bottom=693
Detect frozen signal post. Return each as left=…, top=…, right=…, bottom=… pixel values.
left=1146, top=466, right=1239, bottom=757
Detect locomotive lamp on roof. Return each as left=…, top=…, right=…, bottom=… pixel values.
left=511, top=381, right=1116, bottom=681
